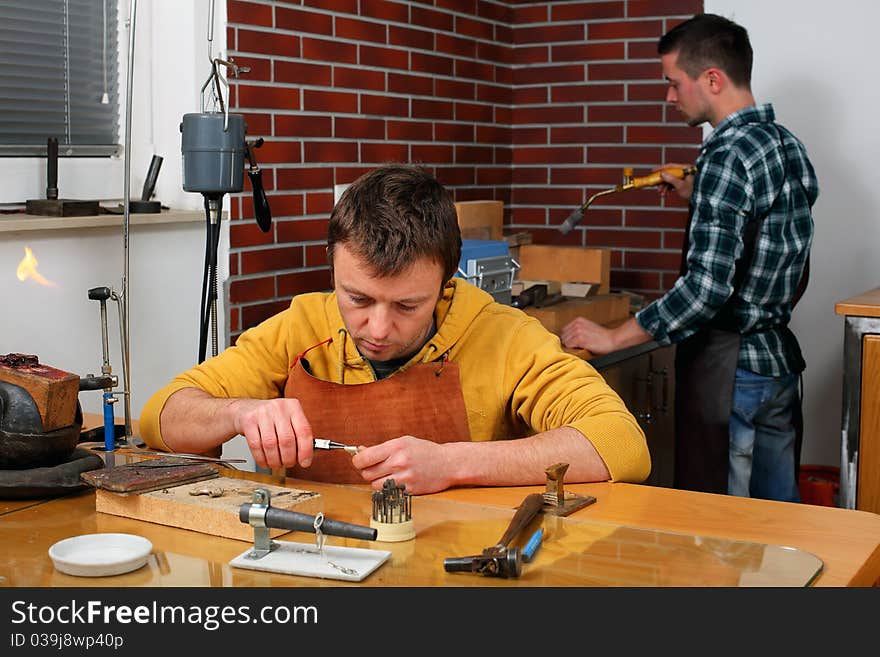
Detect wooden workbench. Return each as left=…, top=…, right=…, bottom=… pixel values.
left=2, top=454, right=878, bottom=587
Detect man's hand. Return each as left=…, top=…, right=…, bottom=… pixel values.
left=352, top=436, right=456, bottom=495
left=654, top=162, right=695, bottom=201
left=229, top=398, right=315, bottom=470
left=560, top=317, right=617, bottom=354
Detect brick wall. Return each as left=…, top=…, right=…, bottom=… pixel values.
left=226, top=0, right=703, bottom=341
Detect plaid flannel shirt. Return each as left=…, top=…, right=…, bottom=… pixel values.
left=636, top=104, right=819, bottom=376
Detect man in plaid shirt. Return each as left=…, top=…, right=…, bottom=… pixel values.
left=561, top=13, right=818, bottom=502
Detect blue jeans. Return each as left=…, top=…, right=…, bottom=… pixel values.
left=728, top=367, right=801, bottom=502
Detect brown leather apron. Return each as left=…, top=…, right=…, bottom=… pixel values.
left=282, top=356, right=471, bottom=483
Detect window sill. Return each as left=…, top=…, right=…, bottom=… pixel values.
left=0, top=209, right=204, bottom=234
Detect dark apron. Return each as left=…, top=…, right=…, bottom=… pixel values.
left=673, top=195, right=808, bottom=494
left=282, top=357, right=471, bottom=483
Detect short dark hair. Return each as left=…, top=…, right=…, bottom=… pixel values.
left=327, top=163, right=462, bottom=283
left=658, top=13, right=753, bottom=89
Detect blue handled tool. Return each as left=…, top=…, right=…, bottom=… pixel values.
left=522, top=527, right=544, bottom=563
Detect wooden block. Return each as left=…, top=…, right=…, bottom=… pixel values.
left=95, top=477, right=323, bottom=542
left=516, top=279, right=562, bottom=296
left=523, top=293, right=630, bottom=334
left=0, top=354, right=79, bottom=431
left=561, top=282, right=598, bottom=298
left=517, top=245, right=610, bottom=294
left=455, top=200, right=503, bottom=240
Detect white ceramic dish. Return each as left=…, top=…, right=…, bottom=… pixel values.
left=49, top=533, right=153, bottom=577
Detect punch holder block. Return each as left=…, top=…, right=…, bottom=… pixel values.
left=229, top=541, right=391, bottom=582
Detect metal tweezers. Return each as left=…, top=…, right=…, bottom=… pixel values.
left=313, top=438, right=360, bottom=455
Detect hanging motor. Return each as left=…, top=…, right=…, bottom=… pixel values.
left=181, top=54, right=272, bottom=364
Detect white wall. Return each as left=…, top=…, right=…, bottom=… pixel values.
left=0, top=1, right=248, bottom=463
left=705, top=1, right=880, bottom=467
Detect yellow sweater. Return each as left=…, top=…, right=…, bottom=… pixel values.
left=140, top=279, right=650, bottom=482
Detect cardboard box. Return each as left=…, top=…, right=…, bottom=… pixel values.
left=516, top=244, right=610, bottom=294
left=455, top=200, right=503, bottom=240
left=523, top=293, right=630, bottom=334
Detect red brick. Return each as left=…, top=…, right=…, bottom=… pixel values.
left=411, top=6, right=454, bottom=32
left=389, top=72, right=434, bottom=96
left=241, top=300, right=293, bottom=330
left=495, top=147, right=512, bottom=165
left=627, top=208, right=688, bottom=229
left=263, top=194, right=304, bottom=218
left=391, top=25, right=436, bottom=50
left=663, top=230, right=686, bottom=251
left=238, top=85, right=299, bottom=110
left=628, top=0, right=702, bottom=18
left=551, top=2, right=625, bottom=21
left=333, top=66, right=386, bottom=91
left=551, top=125, right=624, bottom=144
left=477, top=83, right=511, bottom=104
left=587, top=146, right=662, bottom=165
left=552, top=83, right=624, bottom=103
left=628, top=41, right=660, bottom=60
left=550, top=206, right=622, bottom=227
left=258, top=141, right=303, bottom=164
left=588, top=103, right=663, bottom=123
left=304, top=0, right=357, bottom=10
left=511, top=186, right=583, bottom=207
left=551, top=167, right=622, bottom=186
left=436, top=78, right=476, bottom=100
left=227, top=26, right=236, bottom=51
left=304, top=141, right=359, bottom=162
left=278, top=269, right=333, bottom=297
left=436, top=166, right=476, bottom=186
left=512, top=127, right=548, bottom=145
left=388, top=119, right=433, bottom=141
left=437, top=33, right=476, bottom=59
left=276, top=167, right=334, bottom=190
left=231, top=56, right=271, bottom=81
left=495, top=65, right=513, bottom=86
left=514, top=86, right=548, bottom=104
left=588, top=20, right=663, bottom=41
left=476, top=0, right=509, bottom=23
left=362, top=93, right=410, bottom=118
left=514, top=23, right=584, bottom=45
left=335, top=117, right=386, bottom=140
left=412, top=99, right=453, bottom=120
left=241, top=246, right=304, bottom=275
left=665, top=147, right=701, bottom=163
left=478, top=41, right=513, bottom=65
left=361, top=0, right=409, bottom=23
left=512, top=167, right=548, bottom=184
left=241, top=112, right=272, bottom=136
left=609, top=270, right=660, bottom=292
left=305, top=244, right=329, bottom=268
left=412, top=52, right=455, bottom=77
left=495, top=24, right=513, bottom=44
left=228, top=0, right=273, bottom=27
left=627, top=125, right=702, bottom=144
left=436, top=122, right=474, bottom=142
left=336, top=17, right=387, bottom=43
left=277, top=219, right=330, bottom=243
left=360, top=45, right=410, bottom=70
left=303, top=37, right=356, bottom=64
left=238, top=30, right=299, bottom=57
left=335, top=166, right=374, bottom=184
left=275, top=61, right=332, bottom=86
left=361, top=142, right=409, bottom=163
left=229, top=305, right=240, bottom=332
left=476, top=167, right=512, bottom=185
left=275, top=114, right=332, bottom=138
left=455, top=102, right=493, bottom=123
left=303, top=89, right=358, bottom=113
left=512, top=105, right=583, bottom=125
left=511, top=5, right=548, bottom=23
left=476, top=125, right=511, bottom=144
left=509, top=207, right=547, bottom=225
left=514, top=45, right=550, bottom=65
left=628, top=82, right=667, bottom=101
left=587, top=229, right=662, bottom=249
left=514, top=146, right=583, bottom=165
left=455, top=145, right=493, bottom=164
left=455, top=59, right=494, bottom=82
left=455, top=15, right=493, bottom=41
left=516, top=64, right=584, bottom=86
left=553, top=42, right=625, bottom=62
left=306, top=192, right=334, bottom=214
left=589, top=62, right=661, bottom=81
left=412, top=144, right=454, bottom=162
left=229, top=275, right=275, bottom=303
left=277, top=7, right=333, bottom=36
left=624, top=250, right=682, bottom=271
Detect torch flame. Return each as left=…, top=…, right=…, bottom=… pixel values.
left=16, top=246, right=57, bottom=287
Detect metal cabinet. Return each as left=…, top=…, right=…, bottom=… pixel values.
left=593, top=343, right=676, bottom=487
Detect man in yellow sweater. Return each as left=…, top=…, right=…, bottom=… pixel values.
left=140, top=163, right=649, bottom=494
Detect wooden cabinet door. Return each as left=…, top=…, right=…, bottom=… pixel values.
left=858, top=335, right=880, bottom=512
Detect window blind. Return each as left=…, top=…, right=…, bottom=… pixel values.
left=0, top=0, right=119, bottom=156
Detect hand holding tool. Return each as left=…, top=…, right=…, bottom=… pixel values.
left=443, top=492, right=544, bottom=578
left=559, top=164, right=697, bottom=235
left=313, top=438, right=361, bottom=455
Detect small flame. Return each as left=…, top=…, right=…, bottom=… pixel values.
left=16, top=246, right=57, bottom=287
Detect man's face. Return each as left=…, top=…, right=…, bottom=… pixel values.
left=333, top=243, right=444, bottom=362
left=661, top=52, right=711, bottom=127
